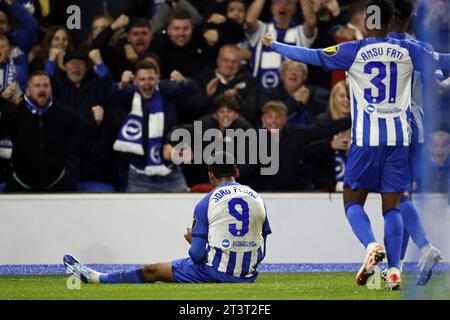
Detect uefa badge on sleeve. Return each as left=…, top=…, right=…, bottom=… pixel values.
left=322, top=45, right=340, bottom=57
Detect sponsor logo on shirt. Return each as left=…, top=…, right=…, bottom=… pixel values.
left=232, top=241, right=257, bottom=248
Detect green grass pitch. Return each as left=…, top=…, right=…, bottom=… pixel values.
left=1, top=272, right=449, bottom=300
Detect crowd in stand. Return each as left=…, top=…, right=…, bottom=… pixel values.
left=0, top=0, right=449, bottom=193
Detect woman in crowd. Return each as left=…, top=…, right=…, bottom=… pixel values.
left=312, top=80, right=351, bottom=192
left=29, top=25, right=73, bottom=74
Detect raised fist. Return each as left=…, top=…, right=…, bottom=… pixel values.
left=89, top=49, right=103, bottom=65
left=207, top=13, right=226, bottom=25
left=203, top=29, right=219, bottom=46
left=49, top=48, right=62, bottom=62
left=119, top=70, right=134, bottom=89
left=111, top=14, right=130, bottom=31
left=91, top=105, right=104, bottom=126
left=170, top=70, right=186, bottom=84
left=124, top=44, right=138, bottom=63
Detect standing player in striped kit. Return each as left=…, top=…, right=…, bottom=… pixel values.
left=263, top=0, right=450, bottom=290
left=63, top=152, right=271, bottom=284
left=387, top=0, right=442, bottom=286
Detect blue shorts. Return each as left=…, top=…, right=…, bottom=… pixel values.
left=172, top=258, right=258, bottom=283
left=343, top=144, right=410, bottom=193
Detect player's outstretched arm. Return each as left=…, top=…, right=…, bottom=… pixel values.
left=262, top=34, right=323, bottom=67
left=263, top=34, right=358, bottom=72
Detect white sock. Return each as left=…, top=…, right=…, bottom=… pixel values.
left=399, top=259, right=404, bottom=273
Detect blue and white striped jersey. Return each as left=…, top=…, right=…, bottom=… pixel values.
left=271, top=37, right=442, bottom=146
left=389, top=32, right=442, bottom=145
left=192, top=182, right=271, bottom=279
left=322, top=38, right=440, bottom=146
left=247, top=22, right=316, bottom=89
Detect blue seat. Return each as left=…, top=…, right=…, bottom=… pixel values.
left=77, top=182, right=116, bottom=193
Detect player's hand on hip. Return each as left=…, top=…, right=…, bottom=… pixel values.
left=262, top=33, right=273, bottom=48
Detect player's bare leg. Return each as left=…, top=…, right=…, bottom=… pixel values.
left=343, top=188, right=369, bottom=206
left=344, top=188, right=386, bottom=286
left=381, top=192, right=401, bottom=213
left=142, top=262, right=175, bottom=283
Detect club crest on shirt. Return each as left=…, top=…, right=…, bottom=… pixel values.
left=221, top=239, right=231, bottom=249
left=365, top=104, right=376, bottom=114
left=323, top=45, right=339, bottom=57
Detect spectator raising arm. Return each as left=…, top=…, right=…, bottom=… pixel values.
left=4, top=0, right=38, bottom=55
left=300, top=0, right=318, bottom=38
left=245, top=0, right=265, bottom=35
left=88, top=49, right=109, bottom=78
